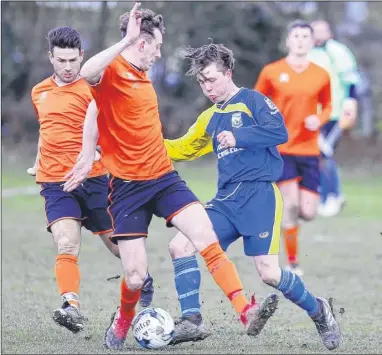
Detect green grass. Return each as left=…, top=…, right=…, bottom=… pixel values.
left=2, top=162, right=382, bottom=354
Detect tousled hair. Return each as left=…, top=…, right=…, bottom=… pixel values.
left=180, top=39, right=235, bottom=76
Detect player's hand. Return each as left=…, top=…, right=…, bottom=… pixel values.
left=304, top=114, right=321, bottom=131
left=63, top=156, right=93, bottom=192
left=125, top=2, right=142, bottom=43
left=217, top=130, right=236, bottom=148
left=339, top=98, right=357, bottom=130
left=77, top=149, right=101, bottom=162
left=26, top=165, right=37, bottom=176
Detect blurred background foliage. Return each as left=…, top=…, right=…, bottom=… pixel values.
left=2, top=1, right=381, bottom=163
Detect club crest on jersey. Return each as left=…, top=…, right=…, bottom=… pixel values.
left=279, top=73, right=289, bottom=83
left=231, top=112, right=243, bottom=128
left=39, top=91, right=47, bottom=103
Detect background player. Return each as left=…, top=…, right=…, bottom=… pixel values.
left=309, top=20, right=359, bottom=217
left=64, top=3, right=267, bottom=350
left=254, top=20, right=332, bottom=276
left=165, top=41, right=341, bottom=351
left=31, top=26, right=119, bottom=333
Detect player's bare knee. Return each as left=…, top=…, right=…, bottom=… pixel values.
left=168, top=234, right=197, bottom=259
left=254, top=256, right=281, bottom=288
left=55, top=233, right=80, bottom=256
left=299, top=209, right=316, bottom=221
left=124, top=271, right=145, bottom=291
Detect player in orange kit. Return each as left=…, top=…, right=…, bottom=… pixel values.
left=254, top=20, right=332, bottom=276
left=31, top=26, right=119, bottom=333
left=31, top=26, right=155, bottom=334
left=64, top=3, right=272, bottom=350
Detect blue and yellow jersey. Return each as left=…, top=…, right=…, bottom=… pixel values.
left=165, top=88, right=288, bottom=189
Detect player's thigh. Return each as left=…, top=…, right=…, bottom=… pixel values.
left=152, top=174, right=217, bottom=252
left=170, top=204, right=218, bottom=252
left=110, top=205, right=153, bottom=245
left=80, top=175, right=113, bottom=235
left=242, top=183, right=283, bottom=257
left=206, top=208, right=239, bottom=252
left=99, top=231, right=120, bottom=258
left=118, top=237, right=148, bottom=290
left=297, top=156, right=320, bottom=219
left=40, top=182, right=83, bottom=254
left=107, top=176, right=154, bottom=245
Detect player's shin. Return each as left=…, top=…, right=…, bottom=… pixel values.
left=200, top=242, right=250, bottom=314
left=172, top=256, right=202, bottom=316
left=120, top=277, right=141, bottom=319
left=55, top=254, right=81, bottom=308
left=276, top=268, right=319, bottom=317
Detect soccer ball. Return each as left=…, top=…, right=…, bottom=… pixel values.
left=132, top=307, right=175, bottom=349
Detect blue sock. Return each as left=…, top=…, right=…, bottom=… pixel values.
left=276, top=268, right=319, bottom=317
left=172, top=256, right=201, bottom=316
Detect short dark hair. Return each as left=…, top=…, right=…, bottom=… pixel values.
left=287, top=19, right=313, bottom=34
left=180, top=40, right=235, bottom=76
left=119, top=8, right=165, bottom=41
left=47, top=26, right=82, bottom=53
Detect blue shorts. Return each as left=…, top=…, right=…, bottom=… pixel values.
left=40, top=175, right=113, bottom=234
left=205, top=181, right=283, bottom=256
left=278, top=154, right=320, bottom=193
left=108, top=171, right=200, bottom=244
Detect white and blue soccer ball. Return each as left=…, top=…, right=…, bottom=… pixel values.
left=132, top=307, right=175, bottom=349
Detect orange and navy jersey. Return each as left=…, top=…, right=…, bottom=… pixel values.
left=31, top=76, right=107, bottom=183
left=92, top=55, right=173, bottom=180
left=254, top=58, right=332, bottom=156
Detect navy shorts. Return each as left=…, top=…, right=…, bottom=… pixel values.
left=108, top=171, right=200, bottom=244
left=40, top=175, right=113, bottom=234
left=278, top=154, right=320, bottom=193
left=205, top=181, right=283, bottom=256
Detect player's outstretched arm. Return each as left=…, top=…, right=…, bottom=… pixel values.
left=232, top=94, right=288, bottom=149
left=80, top=2, right=142, bottom=85
left=164, top=111, right=213, bottom=161
left=63, top=100, right=99, bottom=192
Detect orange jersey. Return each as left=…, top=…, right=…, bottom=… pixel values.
left=31, top=77, right=107, bottom=182
left=254, top=58, right=331, bottom=156
left=92, top=55, right=173, bottom=180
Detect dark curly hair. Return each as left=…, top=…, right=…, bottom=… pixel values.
left=180, top=40, right=235, bottom=76
left=119, top=8, right=165, bottom=42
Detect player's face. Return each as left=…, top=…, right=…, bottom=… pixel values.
left=49, top=47, right=83, bottom=83
left=312, top=22, right=331, bottom=47
left=286, top=27, right=314, bottom=56
left=140, top=29, right=162, bottom=71
left=197, top=63, right=232, bottom=103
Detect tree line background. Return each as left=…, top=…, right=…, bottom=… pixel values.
left=2, top=1, right=381, bottom=165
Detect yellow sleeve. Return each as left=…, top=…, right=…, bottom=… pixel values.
left=164, top=108, right=214, bottom=161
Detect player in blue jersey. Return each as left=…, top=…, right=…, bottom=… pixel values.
left=164, top=41, right=341, bottom=350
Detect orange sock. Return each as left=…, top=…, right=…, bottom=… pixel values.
left=54, top=254, right=80, bottom=307
left=201, top=242, right=249, bottom=314
left=283, top=226, right=299, bottom=263
left=120, top=277, right=141, bottom=319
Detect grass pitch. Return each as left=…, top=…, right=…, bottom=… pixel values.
left=2, top=160, right=382, bottom=354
